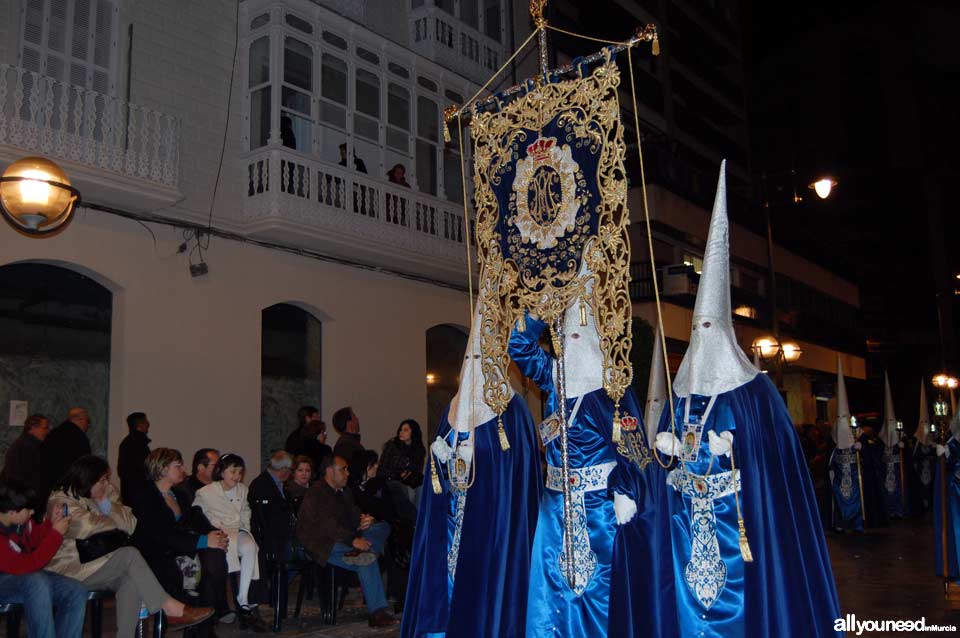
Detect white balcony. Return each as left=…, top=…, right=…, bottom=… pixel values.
left=410, top=5, right=504, bottom=86
left=241, top=147, right=471, bottom=285
left=0, top=65, right=181, bottom=210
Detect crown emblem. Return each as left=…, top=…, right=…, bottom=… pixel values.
left=620, top=416, right=639, bottom=432
left=526, top=137, right=556, bottom=164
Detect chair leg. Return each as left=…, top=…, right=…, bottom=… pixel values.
left=90, top=599, right=103, bottom=638
left=153, top=610, right=166, bottom=638
left=294, top=568, right=308, bottom=620
left=271, top=562, right=283, bottom=632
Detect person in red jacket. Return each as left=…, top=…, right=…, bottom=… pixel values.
left=0, top=479, right=88, bottom=638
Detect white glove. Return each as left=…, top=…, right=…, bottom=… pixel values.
left=937, top=444, right=950, bottom=458
left=431, top=437, right=452, bottom=463
left=853, top=442, right=862, bottom=450
left=613, top=492, right=637, bottom=525
left=708, top=431, right=734, bottom=458
left=456, top=440, right=474, bottom=464
left=655, top=432, right=682, bottom=456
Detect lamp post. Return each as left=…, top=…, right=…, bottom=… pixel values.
left=759, top=169, right=835, bottom=389
left=0, top=156, right=79, bottom=237
left=751, top=334, right=803, bottom=389
left=932, top=372, right=957, bottom=595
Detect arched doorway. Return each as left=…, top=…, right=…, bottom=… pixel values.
left=0, top=263, right=112, bottom=459
left=425, top=323, right=468, bottom=440
left=261, top=303, right=322, bottom=465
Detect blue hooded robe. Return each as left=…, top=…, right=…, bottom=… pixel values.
left=401, top=394, right=541, bottom=638
left=657, top=373, right=842, bottom=638
left=933, top=437, right=960, bottom=583
left=829, top=446, right=864, bottom=532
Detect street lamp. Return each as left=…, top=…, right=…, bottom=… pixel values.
left=760, top=168, right=834, bottom=389
left=751, top=335, right=803, bottom=368
left=0, top=156, right=80, bottom=237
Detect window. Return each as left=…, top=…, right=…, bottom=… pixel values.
left=248, top=36, right=270, bottom=149
left=354, top=68, right=380, bottom=141
left=417, top=96, right=438, bottom=195
left=282, top=37, right=313, bottom=152
left=418, top=76, right=438, bottom=92
left=388, top=61, right=410, bottom=79
left=320, top=53, right=347, bottom=129
left=682, top=253, right=703, bottom=275
left=387, top=83, right=410, bottom=152
left=356, top=46, right=380, bottom=66
left=437, top=0, right=454, bottom=14
left=483, top=0, right=501, bottom=42
left=322, top=30, right=347, bottom=50
left=284, top=13, right=312, bottom=34
left=461, top=0, right=479, bottom=29
left=20, top=0, right=119, bottom=94
left=444, top=121, right=464, bottom=203
left=445, top=89, right=464, bottom=104
left=250, top=13, right=269, bottom=30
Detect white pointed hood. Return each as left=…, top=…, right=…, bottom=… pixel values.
left=673, top=161, right=759, bottom=397
left=879, top=372, right=899, bottom=447
left=448, top=303, right=504, bottom=433
left=916, top=379, right=932, bottom=446
left=644, top=324, right=668, bottom=444
left=952, top=409, right=960, bottom=440
left=833, top=357, right=855, bottom=448
left=551, top=260, right=604, bottom=398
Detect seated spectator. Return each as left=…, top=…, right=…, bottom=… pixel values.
left=46, top=455, right=213, bottom=637
left=296, top=455, right=398, bottom=628
left=0, top=478, right=87, bottom=638
left=285, top=455, right=313, bottom=513
left=285, top=407, right=332, bottom=475
left=1, top=414, right=51, bottom=512
left=248, top=450, right=293, bottom=563
left=353, top=451, right=396, bottom=523
left=194, top=454, right=265, bottom=629
left=118, top=412, right=151, bottom=507
left=131, top=449, right=231, bottom=626
left=386, top=164, right=410, bottom=187
left=380, top=419, right=425, bottom=523
left=174, top=448, right=219, bottom=506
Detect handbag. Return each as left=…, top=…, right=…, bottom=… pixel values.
left=75, top=529, right=131, bottom=563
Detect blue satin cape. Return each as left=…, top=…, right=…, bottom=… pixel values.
left=509, top=317, right=666, bottom=637
left=401, top=394, right=542, bottom=638
left=828, top=447, right=864, bottom=532
left=933, top=438, right=960, bottom=582
left=657, top=374, right=842, bottom=638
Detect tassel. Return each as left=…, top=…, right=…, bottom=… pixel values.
left=612, top=407, right=622, bottom=443
left=579, top=297, right=588, bottom=326
left=430, top=453, right=442, bottom=494
left=517, top=313, right=526, bottom=333
left=737, top=518, right=754, bottom=562
left=498, top=416, right=511, bottom=451
left=652, top=34, right=661, bottom=56
left=443, top=122, right=451, bottom=144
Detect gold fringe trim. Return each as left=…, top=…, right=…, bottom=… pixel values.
left=612, top=407, right=622, bottom=443
left=498, top=416, right=511, bottom=451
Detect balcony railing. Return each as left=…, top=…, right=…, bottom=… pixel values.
left=242, top=147, right=470, bottom=280
left=410, top=5, right=503, bottom=85
left=0, top=65, right=180, bottom=188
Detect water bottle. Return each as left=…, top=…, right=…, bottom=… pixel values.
left=137, top=603, right=149, bottom=638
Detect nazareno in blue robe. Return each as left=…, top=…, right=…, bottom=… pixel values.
left=828, top=446, right=864, bottom=532
left=933, top=437, right=960, bottom=582
left=657, top=373, right=842, bottom=638
left=881, top=443, right=905, bottom=518
left=509, top=317, right=667, bottom=638
left=401, top=393, right=542, bottom=638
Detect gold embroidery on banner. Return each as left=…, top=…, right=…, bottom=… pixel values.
left=472, top=56, right=633, bottom=419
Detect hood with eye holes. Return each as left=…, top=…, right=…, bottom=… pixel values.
left=448, top=303, right=509, bottom=432
left=673, top=161, right=758, bottom=398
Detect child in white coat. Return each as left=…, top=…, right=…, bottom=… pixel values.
left=193, top=454, right=261, bottom=620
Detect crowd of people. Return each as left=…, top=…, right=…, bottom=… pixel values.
left=0, top=403, right=428, bottom=637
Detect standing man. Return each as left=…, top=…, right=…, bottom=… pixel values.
left=118, top=412, right=151, bottom=506
left=296, top=455, right=397, bottom=627
left=39, top=408, right=92, bottom=491
left=175, top=448, right=220, bottom=505
left=332, top=407, right=365, bottom=487
left=286, top=406, right=332, bottom=472
left=1, top=414, right=50, bottom=488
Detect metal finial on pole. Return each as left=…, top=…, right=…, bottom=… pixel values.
left=530, top=0, right=550, bottom=76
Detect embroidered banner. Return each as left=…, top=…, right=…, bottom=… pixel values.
left=471, top=53, right=633, bottom=417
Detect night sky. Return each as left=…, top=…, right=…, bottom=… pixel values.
left=744, top=0, right=960, bottom=420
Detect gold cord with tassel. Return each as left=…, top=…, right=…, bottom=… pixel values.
left=498, top=416, right=511, bottom=451
left=430, top=452, right=442, bottom=495
left=729, top=447, right=753, bottom=562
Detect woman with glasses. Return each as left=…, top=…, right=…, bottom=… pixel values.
left=45, top=455, right=213, bottom=637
